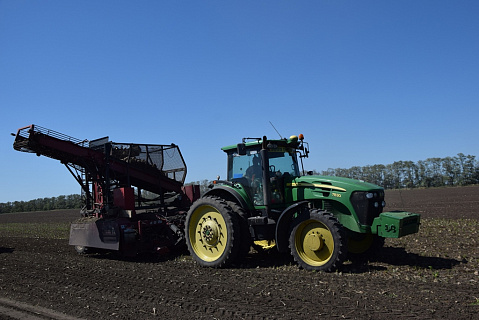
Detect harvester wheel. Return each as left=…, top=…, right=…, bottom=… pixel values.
left=185, top=196, right=240, bottom=267
left=289, top=210, right=347, bottom=272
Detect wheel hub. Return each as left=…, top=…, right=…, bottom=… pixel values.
left=200, top=220, right=219, bottom=246
left=305, top=232, right=324, bottom=251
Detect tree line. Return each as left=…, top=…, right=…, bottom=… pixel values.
left=188, top=154, right=479, bottom=191
left=316, top=153, right=479, bottom=189
left=2, top=153, right=477, bottom=214
left=0, top=194, right=82, bottom=214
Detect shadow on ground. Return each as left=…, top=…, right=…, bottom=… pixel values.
left=0, top=247, right=14, bottom=254
left=343, top=246, right=463, bottom=273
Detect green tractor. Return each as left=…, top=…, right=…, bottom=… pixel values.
left=185, top=134, right=420, bottom=271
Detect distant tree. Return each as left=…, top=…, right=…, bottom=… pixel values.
left=55, top=195, right=66, bottom=209
left=66, top=194, right=82, bottom=209
left=442, top=156, right=460, bottom=186
left=11, top=201, right=24, bottom=213
left=0, top=202, right=12, bottom=214
left=464, top=154, right=477, bottom=185
left=402, top=161, right=416, bottom=188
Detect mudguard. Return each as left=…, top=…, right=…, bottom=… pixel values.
left=204, top=184, right=252, bottom=210
left=275, top=201, right=309, bottom=252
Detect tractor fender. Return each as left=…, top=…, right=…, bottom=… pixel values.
left=203, top=185, right=250, bottom=211
left=275, top=200, right=310, bottom=253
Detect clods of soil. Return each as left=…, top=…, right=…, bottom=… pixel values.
left=1, top=186, right=478, bottom=319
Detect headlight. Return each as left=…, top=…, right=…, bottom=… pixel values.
left=366, top=192, right=374, bottom=199
left=382, top=201, right=386, bottom=207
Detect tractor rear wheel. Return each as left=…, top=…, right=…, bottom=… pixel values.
left=289, top=210, right=347, bottom=272
left=227, top=201, right=252, bottom=261
left=185, top=196, right=241, bottom=268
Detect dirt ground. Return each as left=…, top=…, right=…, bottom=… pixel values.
left=1, top=186, right=478, bottom=319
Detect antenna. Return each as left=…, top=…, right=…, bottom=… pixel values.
left=269, top=121, right=283, bottom=139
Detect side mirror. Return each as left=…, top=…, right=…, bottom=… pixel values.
left=237, top=143, right=246, bottom=155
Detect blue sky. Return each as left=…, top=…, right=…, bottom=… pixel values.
left=1, top=1, right=478, bottom=203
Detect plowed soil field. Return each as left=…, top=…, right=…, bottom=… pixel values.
left=1, top=186, right=478, bottom=319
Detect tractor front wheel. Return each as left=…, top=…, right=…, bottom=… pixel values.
left=289, top=210, right=347, bottom=272
left=185, top=196, right=241, bottom=268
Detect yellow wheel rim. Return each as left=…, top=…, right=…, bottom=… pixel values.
left=294, top=219, right=334, bottom=266
left=188, top=204, right=228, bottom=262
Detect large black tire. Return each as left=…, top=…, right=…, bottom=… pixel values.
left=227, top=201, right=252, bottom=261
left=289, top=209, right=347, bottom=272
left=185, top=196, right=241, bottom=268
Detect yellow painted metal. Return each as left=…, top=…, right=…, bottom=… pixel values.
left=293, top=219, right=334, bottom=266
left=287, top=182, right=347, bottom=192
left=188, top=204, right=228, bottom=262
left=253, top=240, right=276, bottom=250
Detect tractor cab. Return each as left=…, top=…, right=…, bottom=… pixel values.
left=222, top=135, right=307, bottom=208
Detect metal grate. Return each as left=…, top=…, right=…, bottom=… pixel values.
left=109, top=143, right=186, bottom=184
left=14, top=124, right=88, bottom=151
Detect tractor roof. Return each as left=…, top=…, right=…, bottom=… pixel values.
left=221, top=135, right=302, bottom=152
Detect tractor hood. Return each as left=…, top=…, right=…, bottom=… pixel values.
left=291, top=175, right=383, bottom=194
left=286, top=175, right=387, bottom=233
